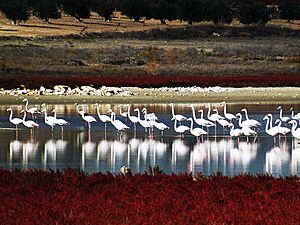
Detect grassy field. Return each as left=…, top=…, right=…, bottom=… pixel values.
left=0, top=13, right=299, bottom=88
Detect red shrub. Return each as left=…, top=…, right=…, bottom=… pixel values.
left=0, top=169, right=300, bottom=224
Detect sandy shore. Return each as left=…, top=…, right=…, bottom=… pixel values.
left=0, top=87, right=299, bottom=105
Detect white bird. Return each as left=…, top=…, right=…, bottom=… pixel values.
left=206, top=106, right=224, bottom=122
left=127, top=106, right=139, bottom=131
left=187, top=118, right=207, bottom=140
left=263, top=114, right=279, bottom=143
left=94, top=103, right=111, bottom=128
left=241, top=108, right=261, bottom=128
left=118, top=105, right=128, bottom=118
left=23, top=98, right=40, bottom=119
left=197, top=109, right=215, bottom=128
left=142, top=108, right=158, bottom=121
left=41, top=108, right=57, bottom=131
left=153, top=121, right=169, bottom=136
left=241, top=126, right=257, bottom=142
left=216, top=117, right=230, bottom=130
left=236, top=113, right=256, bottom=128
left=228, top=123, right=243, bottom=140
left=7, top=108, right=23, bottom=129
left=277, top=106, right=290, bottom=123
left=189, top=105, right=214, bottom=128
left=21, top=110, right=39, bottom=129
left=52, top=109, right=69, bottom=131
left=108, top=109, right=130, bottom=132
left=221, top=101, right=236, bottom=121
left=76, top=104, right=97, bottom=129
left=289, top=120, right=300, bottom=139
left=135, top=108, right=151, bottom=132
left=290, top=107, right=300, bottom=120
left=172, top=118, right=189, bottom=137
left=275, top=119, right=290, bottom=138
left=170, top=103, right=187, bottom=122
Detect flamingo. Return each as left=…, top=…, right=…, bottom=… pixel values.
left=118, top=105, right=128, bottom=118
left=20, top=110, right=39, bottom=131
left=75, top=104, right=97, bottom=129
left=187, top=118, right=207, bottom=141
left=189, top=105, right=214, bottom=128
left=7, top=108, right=23, bottom=129
left=170, top=103, right=187, bottom=123
left=108, top=109, right=130, bottom=132
left=289, top=120, right=300, bottom=139
left=51, top=109, right=69, bottom=131
left=241, top=108, right=261, bottom=128
left=236, top=113, right=256, bottom=128
left=172, top=118, right=189, bottom=137
left=127, top=106, right=139, bottom=131
left=41, top=108, right=57, bottom=131
left=228, top=123, right=243, bottom=140
left=275, top=119, right=290, bottom=140
left=94, top=103, right=111, bottom=128
left=23, top=98, right=40, bottom=119
left=263, top=114, right=279, bottom=143
left=142, top=108, right=158, bottom=121
left=221, top=101, right=236, bottom=121
left=277, top=106, right=290, bottom=123
left=153, top=121, right=169, bottom=136
left=135, top=108, right=151, bottom=132
left=290, top=107, right=300, bottom=120
left=206, top=106, right=224, bottom=123
left=241, top=126, right=257, bottom=143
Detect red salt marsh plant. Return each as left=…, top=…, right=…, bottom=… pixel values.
left=0, top=73, right=300, bottom=89
left=0, top=168, right=300, bottom=224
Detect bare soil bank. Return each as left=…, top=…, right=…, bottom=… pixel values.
left=0, top=15, right=299, bottom=88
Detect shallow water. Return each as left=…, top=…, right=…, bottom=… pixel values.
left=1, top=102, right=300, bottom=177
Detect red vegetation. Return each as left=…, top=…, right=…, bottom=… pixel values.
left=0, top=168, right=300, bottom=224
left=1, top=73, right=300, bottom=89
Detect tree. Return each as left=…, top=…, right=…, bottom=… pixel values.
left=30, top=0, right=61, bottom=22
left=239, top=2, right=269, bottom=25
left=176, top=0, right=209, bottom=25
left=279, top=0, right=300, bottom=22
left=61, top=0, right=91, bottom=22
left=209, top=0, right=233, bottom=25
left=90, top=0, right=115, bottom=21
left=151, top=0, right=177, bottom=24
left=120, top=0, right=149, bottom=22
left=0, top=0, right=30, bottom=24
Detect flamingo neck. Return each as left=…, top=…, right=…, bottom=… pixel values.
left=238, top=114, right=243, bottom=127
left=291, top=109, right=294, bottom=118
left=171, top=104, right=175, bottom=117
left=279, top=108, right=283, bottom=119
left=96, top=104, right=101, bottom=117
left=269, top=115, right=273, bottom=128
left=191, top=106, right=197, bottom=120
left=224, top=103, right=227, bottom=115
left=136, top=109, right=141, bottom=121
left=8, top=109, right=13, bottom=121
left=243, top=110, right=249, bottom=120
left=207, top=106, right=211, bottom=118
left=189, top=120, right=194, bottom=132
left=199, top=110, right=204, bottom=119
left=264, top=118, right=270, bottom=132
left=22, top=112, right=26, bottom=122
left=25, top=100, right=29, bottom=112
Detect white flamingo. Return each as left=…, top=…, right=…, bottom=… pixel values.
left=189, top=105, right=214, bottom=128
left=221, top=101, right=236, bottom=121
left=206, top=106, right=224, bottom=123
left=41, top=108, right=57, bottom=131
left=290, top=107, right=300, bottom=120
left=170, top=103, right=187, bottom=123
left=263, top=114, right=279, bottom=143
left=20, top=110, right=39, bottom=130
left=153, top=121, right=169, bottom=136
left=94, top=103, right=111, bottom=128
left=23, top=98, right=40, bottom=119
left=275, top=119, right=290, bottom=139
left=277, top=106, right=290, bottom=123
left=289, top=120, right=300, bottom=139
left=7, top=108, right=23, bottom=129
left=118, top=105, right=128, bottom=118
left=127, top=106, right=139, bottom=131
left=236, top=113, right=255, bottom=128
left=172, top=118, right=189, bottom=137
left=241, top=108, right=261, bottom=128
left=142, top=108, right=158, bottom=121
left=241, top=126, right=257, bottom=143
left=75, top=104, right=97, bottom=129
left=108, top=109, right=130, bottom=132
left=228, top=123, right=243, bottom=140
left=51, top=109, right=69, bottom=131
left=187, top=118, right=207, bottom=141
left=135, top=108, right=151, bottom=132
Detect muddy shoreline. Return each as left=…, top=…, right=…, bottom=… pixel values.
left=0, top=86, right=300, bottom=105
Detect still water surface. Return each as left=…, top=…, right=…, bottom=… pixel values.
left=0, top=103, right=300, bottom=177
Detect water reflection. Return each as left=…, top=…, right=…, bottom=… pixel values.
left=2, top=103, right=300, bottom=177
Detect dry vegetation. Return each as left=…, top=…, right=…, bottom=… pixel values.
left=0, top=12, right=299, bottom=88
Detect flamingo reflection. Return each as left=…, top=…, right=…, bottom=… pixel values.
left=43, top=140, right=57, bottom=170
left=265, top=143, right=290, bottom=175
left=171, top=139, right=189, bottom=173
left=81, top=133, right=96, bottom=171
left=22, top=140, right=39, bottom=170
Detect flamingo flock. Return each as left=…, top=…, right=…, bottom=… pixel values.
left=4, top=99, right=300, bottom=143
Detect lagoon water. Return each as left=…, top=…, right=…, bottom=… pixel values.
left=0, top=103, right=300, bottom=177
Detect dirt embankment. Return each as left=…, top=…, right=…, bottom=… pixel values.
left=0, top=15, right=299, bottom=88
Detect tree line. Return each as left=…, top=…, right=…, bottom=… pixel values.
left=0, top=0, right=299, bottom=26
